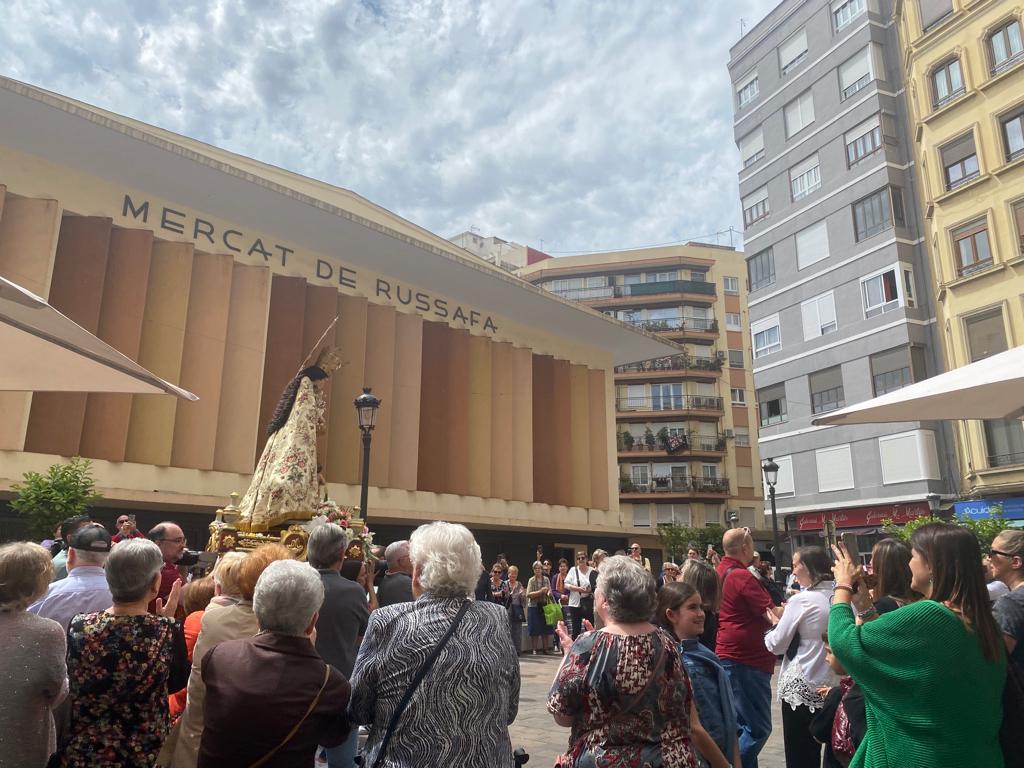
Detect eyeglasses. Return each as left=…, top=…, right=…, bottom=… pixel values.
left=160, top=537, right=186, bottom=545
left=629, top=546, right=641, bottom=551
left=576, top=555, right=587, bottom=560
left=990, top=548, right=1015, bottom=558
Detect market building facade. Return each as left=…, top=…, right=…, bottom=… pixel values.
left=0, top=77, right=680, bottom=566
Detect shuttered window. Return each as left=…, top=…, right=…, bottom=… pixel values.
left=780, top=29, right=809, bottom=75
left=801, top=292, right=837, bottom=340
left=740, top=129, right=765, bottom=168
left=815, top=445, right=854, bottom=492
left=795, top=220, right=830, bottom=269
left=839, top=46, right=873, bottom=99
left=919, top=0, right=953, bottom=31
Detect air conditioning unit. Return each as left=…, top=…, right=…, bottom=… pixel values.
left=716, top=351, right=726, bottom=360
left=724, top=429, right=735, bottom=438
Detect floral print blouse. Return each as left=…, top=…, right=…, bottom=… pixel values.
left=58, top=612, right=188, bottom=768
left=548, top=628, right=698, bottom=768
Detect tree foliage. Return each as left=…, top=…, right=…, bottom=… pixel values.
left=656, top=523, right=725, bottom=563
left=882, top=513, right=1009, bottom=551
left=10, top=457, right=101, bottom=538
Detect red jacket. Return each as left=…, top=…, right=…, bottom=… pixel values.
left=715, top=555, right=776, bottom=674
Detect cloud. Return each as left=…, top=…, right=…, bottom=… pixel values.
left=0, top=0, right=778, bottom=254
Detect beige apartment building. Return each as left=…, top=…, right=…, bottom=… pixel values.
left=520, top=244, right=767, bottom=554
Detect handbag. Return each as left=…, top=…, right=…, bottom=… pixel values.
left=367, top=600, right=471, bottom=768
left=543, top=601, right=564, bottom=626
left=1001, top=657, right=1024, bottom=768
left=249, top=663, right=331, bottom=768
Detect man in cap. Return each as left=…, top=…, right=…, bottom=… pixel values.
left=50, top=515, right=92, bottom=581
left=29, top=522, right=113, bottom=631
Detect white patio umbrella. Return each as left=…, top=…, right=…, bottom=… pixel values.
left=0, top=275, right=198, bottom=399
left=811, top=343, right=1024, bottom=427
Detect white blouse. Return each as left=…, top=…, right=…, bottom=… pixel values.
left=764, top=583, right=836, bottom=710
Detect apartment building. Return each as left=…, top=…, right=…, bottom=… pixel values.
left=894, top=0, right=1024, bottom=513
left=728, top=0, right=953, bottom=548
left=520, top=244, right=767, bottom=553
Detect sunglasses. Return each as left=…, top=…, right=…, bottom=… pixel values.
left=990, top=549, right=1015, bottom=558
left=576, top=555, right=587, bottom=560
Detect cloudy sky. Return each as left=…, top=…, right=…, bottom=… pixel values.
left=0, top=0, right=778, bottom=254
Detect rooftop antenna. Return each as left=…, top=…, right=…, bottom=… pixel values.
left=740, top=18, right=747, bottom=36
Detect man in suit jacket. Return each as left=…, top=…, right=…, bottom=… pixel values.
left=198, top=560, right=350, bottom=768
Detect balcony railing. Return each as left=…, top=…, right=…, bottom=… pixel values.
left=621, top=477, right=731, bottom=494
left=615, top=355, right=724, bottom=375
left=623, top=317, right=719, bottom=333
left=618, top=433, right=727, bottom=453
left=551, top=286, right=616, bottom=301
left=616, top=395, right=724, bottom=412
left=551, top=279, right=716, bottom=303
left=988, top=451, right=1024, bottom=468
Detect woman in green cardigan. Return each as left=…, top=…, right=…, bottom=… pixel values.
left=829, top=522, right=1006, bottom=768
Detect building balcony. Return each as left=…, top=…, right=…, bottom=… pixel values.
left=622, top=316, right=719, bottom=343
left=554, top=280, right=716, bottom=309
left=614, top=354, right=723, bottom=382
left=619, top=476, right=731, bottom=500
left=615, top=395, right=724, bottom=421
left=617, top=432, right=727, bottom=461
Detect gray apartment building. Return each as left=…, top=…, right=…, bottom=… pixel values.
left=728, top=0, right=954, bottom=551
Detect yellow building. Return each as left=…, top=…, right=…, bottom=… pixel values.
left=520, top=245, right=767, bottom=552
left=0, top=76, right=682, bottom=566
left=895, top=0, right=1024, bottom=501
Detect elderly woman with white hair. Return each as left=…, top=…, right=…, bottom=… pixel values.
left=349, top=521, right=521, bottom=767
left=549, top=555, right=722, bottom=768
left=54, top=538, right=188, bottom=768
left=197, top=560, right=351, bottom=768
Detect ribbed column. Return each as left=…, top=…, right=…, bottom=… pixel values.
left=326, top=294, right=367, bottom=485
left=256, top=275, right=307, bottom=460
left=0, top=197, right=61, bottom=451
left=213, top=264, right=271, bottom=474
left=125, top=242, right=194, bottom=466
left=552, top=358, right=573, bottom=507
left=389, top=312, right=423, bottom=491
left=25, top=216, right=112, bottom=457
left=532, top=354, right=556, bottom=505
left=588, top=368, right=611, bottom=510
left=467, top=334, right=493, bottom=499
left=569, top=364, right=593, bottom=510
left=512, top=346, right=534, bottom=503
left=80, top=228, right=154, bottom=462
left=364, top=303, right=396, bottom=488
left=417, top=321, right=450, bottom=493
left=490, top=341, right=515, bottom=500
left=171, top=253, right=234, bottom=469
left=445, top=328, right=471, bottom=496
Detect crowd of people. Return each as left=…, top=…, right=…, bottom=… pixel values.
left=2, top=516, right=1022, bottom=768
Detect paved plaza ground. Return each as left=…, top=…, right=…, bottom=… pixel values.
left=510, top=654, right=786, bottom=767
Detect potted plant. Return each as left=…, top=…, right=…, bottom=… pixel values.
left=622, top=431, right=635, bottom=451
left=644, top=428, right=656, bottom=450
left=656, top=427, right=670, bottom=451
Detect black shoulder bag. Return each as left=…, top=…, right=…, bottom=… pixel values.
left=367, top=599, right=471, bottom=768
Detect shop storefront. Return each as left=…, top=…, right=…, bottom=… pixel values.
left=787, top=501, right=930, bottom=562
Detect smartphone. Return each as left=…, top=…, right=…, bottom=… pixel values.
left=824, top=519, right=837, bottom=553
left=841, top=531, right=860, bottom=565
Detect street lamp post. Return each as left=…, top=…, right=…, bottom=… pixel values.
left=926, top=492, right=941, bottom=520
left=354, top=387, right=381, bottom=526
left=761, top=457, right=784, bottom=585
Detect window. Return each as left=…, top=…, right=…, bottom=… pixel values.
left=655, top=503, right=691, bottom=526
left=795, top=220, right=830, bottom=269
left=1000, top=106, right=1024, bottom=162
left=647, top=271, right=676, bottom=283
left=941, top=132, right=980, bottom=190
left=743, top=186, right=769, bottom=227
left=790, top=154, right=821, bottom=200
left=631, top=464, right=650, bottom=488
left=861, top=264, right=915, bottom=317
left=965, top=308, right=1007, bottom=362
left=932, top=58, right=964, bottom=107
left=726, top=312, right=742, bottom=330
left=758, top=383, right=787, bottom=426
left=735, top=427, right=751, bottom=447
left=652, top=383, right=684, bottom=411
left=919, top=0, right=954, bottom=32
left=853, top=186, right=904, bottom=241
left=779, top=29, right=809, bottom=75
left=1013, top=200, right=1024, bottom=255
left=816, top=445, right=855, bottom=492
left=988, top=20, right=1024, bottom=75
left=839, top=46, right=874, bottom=100
left=964, top=309, right=1024, bottom=467
left=832, top=0, right=866, bottom=31
left=752, top=315, right=781, bottom=358
left=729, top=349, right=745, bottom=368
left=690, top=270, right=707, bottom=282
left=747, top=248, right=775, bottom=291
left=739, top=129, right=765, bottom=168
left=731, top=388, right=746, bottom=405
left=952, top=218, right=993, bottom=277
left=632, top=504, right=651, bottom=527
left=724, top=276, right=740, bottom=294
left=845, top=114, right=883, bottom=165
left=870, top=346, right=923, bottom=395
left=762, top=454, right=795, bottom=497
left=801, top=292, right=838, bottom=339
left=785, top=91, right=815, bottom=137
left=810, top=366, right=845, bottom=414
left=879, top=430, right=941, bottom=484
left=737, top=72, right=759, bottom=107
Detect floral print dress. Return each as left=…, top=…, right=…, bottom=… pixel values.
left=548, top=628, right=698, bottom=768
left=58, top=612, right=188, bottom=768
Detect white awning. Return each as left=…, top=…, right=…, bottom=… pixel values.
left=811, top=344, right=1024, bottom=426
left=0, top=276, right=198, bottom=399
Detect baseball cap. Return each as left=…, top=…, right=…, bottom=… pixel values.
left=69, top=523, right=113, bottom=553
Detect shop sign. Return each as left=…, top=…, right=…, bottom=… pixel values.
left=794, top=502, right=929, bottom=532
left=955, top=498, right=1024, bottom=520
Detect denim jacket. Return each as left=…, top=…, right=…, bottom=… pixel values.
left=680, top=638, right=738, bottom=764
